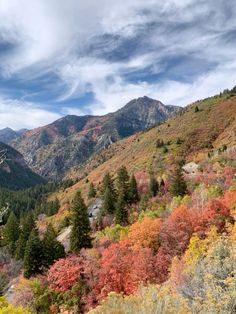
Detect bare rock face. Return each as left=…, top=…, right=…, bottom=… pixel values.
left=10, top=97, right=181, bottom=179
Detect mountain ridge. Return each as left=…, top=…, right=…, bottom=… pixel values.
left=10, top=96, right=180, bottom=179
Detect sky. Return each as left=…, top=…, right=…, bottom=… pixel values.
left=0, top=0, right=236, bottom=130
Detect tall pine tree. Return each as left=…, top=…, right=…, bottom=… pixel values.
left=101, top=172, right=115, bottom=196
left=70, top=191, right=92, bottom=252
left=102, top=186, right=116, bottom=214
left=117, top=166, right=130, bottom=203
left=42, top=223, right=65, bottom=267
left=149, top=175, right=159, bottom=197
left=170, top=166, right=187, bottom=197
left=88, top=182, right=96, bottom=199
left=129, top=174, right=139, bottom=203
left=115, top=193, right=128, bottom=226
left=4, top=212, right=19, bottom=255
left=23, top=228, right=43, bottom=278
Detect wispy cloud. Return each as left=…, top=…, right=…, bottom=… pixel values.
left=0, top=0, right=236, bottom=128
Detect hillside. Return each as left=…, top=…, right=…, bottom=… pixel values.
left=0, top=142, right=45, bottom=189
left=11, top=97, right=180, bottom=179
left=0, top=127, right=27, bottom=144
left=57, top=93, right=236, bottom=202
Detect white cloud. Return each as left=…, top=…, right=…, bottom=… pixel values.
left=0, top=98, right=61, bottom=129
left=0, top=0, right=236, bottom=128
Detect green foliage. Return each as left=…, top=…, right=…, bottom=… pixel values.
left=70, top=191, right=92, bottom=252
left=102, top=187, right=116, bottom=215
left=194, top=105, right=199, bottom=112
left=115, top=193, right=128, bottom=226
left=0, top=297, right=32, bottom=314
left=162, top=146, right=168, bottom=153
left=101, top=172, right=115, bottom=196
left=88, top=182, right=96, bottom=199
left=156, top=139, right=164, bottom=148
left=4, top=212, right=19, bottom=254
left=129, top=174, right=139, bottom=203
left=23, top=228, right=43, bottom=278
left=96, top=224, right=129, bottom=242
left=117, top=166, right=130, bottom=203
left=170, top=167, right=187, bottom=197
left=149, top=175, right=159, bottom=197
left=42, top=223, right=65, bottom=267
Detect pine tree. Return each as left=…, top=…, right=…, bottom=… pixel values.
left=101, top=172, right=115, bottom=196
left=70, top=191, right=92, bottom=252
left=42, top=223, right=65, bottom=267
left=102, top=186, right=116, bottom=214
left=4, top=212, right=19, bottom=255
left=170, top=166, right=187, bottom=197
left=117, top=166, right=130, bottom=203
left=149, top=175, right=159, bottom=197
left=15, top=232, right=26, bottom=260
left=88, top=182, right=96, bottom=199
left=129, top=174, right=139, bottom=203
left=115, top=193, right=128, bottom=226
left=23, top=228, right=43, bottom=278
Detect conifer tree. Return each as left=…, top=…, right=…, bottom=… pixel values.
left=149, top=175, right=159, bottom=197
left=15, top=232, right=26, bottom=260
left=42, top=223, right=65, bottom=267
left=170, top=166, right=187, bottom=197
left=102, top=186, right=116, bottom=214
left=129, top=174, right=139, bottom=203
left=88, top=182, right=96, bottom=199
left=101, top=172, right=115, bottom=196
left=115, top=193, right=128, bottom=226
left=70, top=191, right=92, bottom=252
left=4, top=212, right=19, bottom=255
left=117, top=166, right=130, bottom=203
left=23, top=228, right=43, bottom=278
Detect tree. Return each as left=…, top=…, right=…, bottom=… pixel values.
left=115, top=193, right=128, bottom=226
left=42, top=223, right=65, bottom=267
left=194, top=105, right=199, bottom=112
left=47, top=255, right=84, bottom=293
left=102, top=187, right=116, bottom=215
left=101, top=172, right=115, bottom=196
left=149, top=175, right=159, bottom=197
left=4, top=212, right=19, bottom=254
left=88, top=182, right=96, bottom=199
left=15, top=212, right=35, bottom=260
left=170, top=166, right=187, bottom=197
left=129, top=174, right=139, bottom=203
left=23, top=228, right=43, bottom=278
left=117, top=166, right=130, bottom=203
left=70, top=191, right=92, bottom=252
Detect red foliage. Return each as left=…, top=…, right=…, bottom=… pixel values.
left=154, top=247, right=172, bottom=283
left=201, top=198, right=231, bottom=231
left=160, top=205, right=200, bottom=256
left=98, top=240, right=155, bottom=298
left=47, top=255, right=84, bottom=292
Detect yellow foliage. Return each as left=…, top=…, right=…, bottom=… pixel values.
left=0, top=297, right=32, bottom=314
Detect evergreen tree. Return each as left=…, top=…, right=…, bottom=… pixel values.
left=70, top=191, right=92, bottom=252
left=15, top=232, right=26, bottom=260
left=23, top=228, right=43, bottom=278
left=117, top=166, right=130, bottom=203
left=102, top=186, right=116, bottom=214
left=170, top=166, right=187, bottom=197
left=149, top=175, right=159, bottom=197
left=194, top=105, right=199, bottom=112
left=88, top=182, right=96, bottom=199
left=129, top=174, right=139, bottom=203
left=115, top=193, right=128, bottom=226
left=101, top=172, right=115, bottom=196
left=42, top=223, right=65, bottom=267
left=4, top=212, right=19, bottom=254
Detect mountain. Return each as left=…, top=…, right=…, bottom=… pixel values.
left=0, top=142, right=45, bottom=189
left=0, top=127, right=27, bottom=144
left=55, top=92, right=236, bottom=202
left=11, top=97, right=180, bottom=179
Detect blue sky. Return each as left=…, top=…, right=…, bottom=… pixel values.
left=0, top=0, right=236, bottom=129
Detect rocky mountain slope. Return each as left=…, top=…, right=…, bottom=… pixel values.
left=11, top=97, right=180, bottom=179
left=0, top=127, right=27, bottom=144
left=53, top=92, right=236, bottom=203
left=0, top=142, right=45, bottom=189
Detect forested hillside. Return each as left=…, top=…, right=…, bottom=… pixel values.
left=0, top=89, right=236, bottom=314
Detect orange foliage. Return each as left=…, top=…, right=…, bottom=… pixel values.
left=128, top=217, right=161, bottom=251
